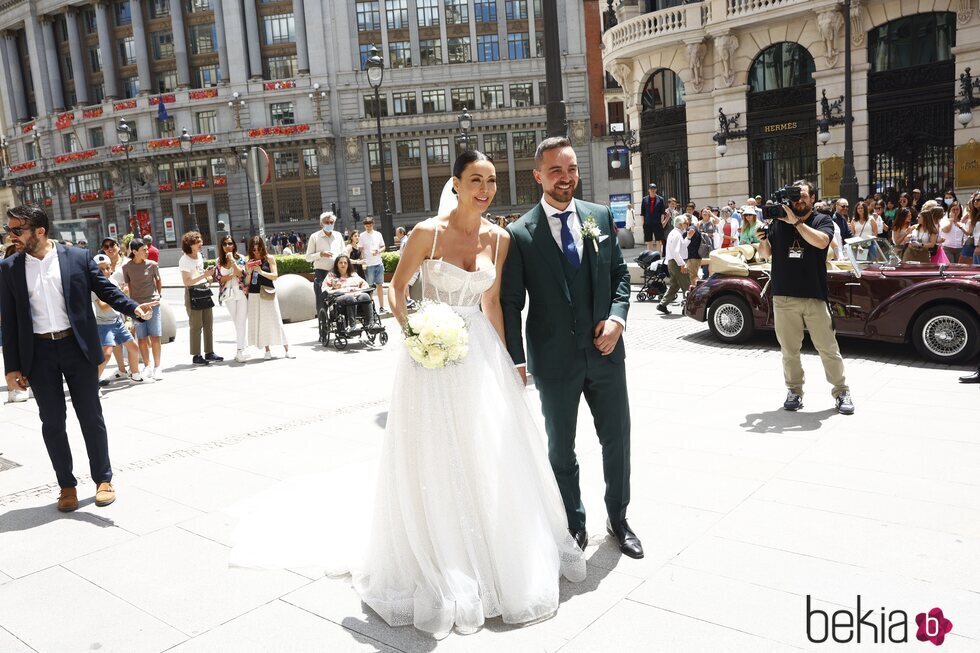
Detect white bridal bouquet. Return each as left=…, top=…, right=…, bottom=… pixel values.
left=403, top=302, right=470, bottom=369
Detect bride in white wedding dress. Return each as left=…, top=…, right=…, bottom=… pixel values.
left=230, top=150, right=585, bottom=637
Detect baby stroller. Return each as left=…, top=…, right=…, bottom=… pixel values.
left=318, top=287, right=389, bottom=350
left=634, top=250, right=669, bottom=303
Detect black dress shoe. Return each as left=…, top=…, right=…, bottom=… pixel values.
left=569, top=528, right=588, bottom=551
left=606, top=519, right=644, bottom=559
left=959, top=370, right=980, bottom=384
left=204, top=352, right=224, bottom=362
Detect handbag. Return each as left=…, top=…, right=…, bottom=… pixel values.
left=259, top=285, right=276, bottom=301
left=188, top=285, right=214, bottom=310
left=697, top=228, right=714, bottom=259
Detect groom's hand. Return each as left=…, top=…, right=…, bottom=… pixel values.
left=593, top=320, right=624, bottom=356
left=517, top=366, right=527, bottom=386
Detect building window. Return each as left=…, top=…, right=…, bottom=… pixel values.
left=89, top=83, right=105, bottom=103
left=513, top=130, right=537, bottom=158
left=89, top=127, right=105, bottom=148
left=420, top=39, right=442, bottom=66
left=303, top=148, right=318, bottom=176
left=451, top=87, right=475, bottom=112
left=149, top=0, right=169, bottom=18
left=157, top=70, right=178, bottom=93
left=158, top=116, right=175, bottom=136
left=270, top=102, right=295, bottom=125
left=24, top=142, right=36, bottom=161
left=477, top=34, right=499, bottom=62
left=747, top=43, right=814, bottom=93
left=187, top=0, right=212, bottom=12
left=195, top=64, right=220, bottom=87
left=448, top=37, right=471, bottom=63
left=417, top=0, right=439, bottom=27
left=480, top=84, right=504, bottom=109
left=89, top=47, right=102, bottom=73
left=474, top=0, right=497, bottom=22
left=426, top=137, right=450, bottom=165
left=69, top=172, right=106, bottom=195
left=538, top=81, right=547, bottom=103
left=506, top=0, right=528, bottom=20
left=507, top=33, right=530, bottom=60
left=274, top=151, right=300, bottom=179
left=364, top=94, right=388, bottom=118
left=355, top=1, right=381, bottom=31
left=62, top=133, right=80, bottom=153
left=196, top=110, right=217, bottom=134
left=385, top=0, right=409, bottom=29
left=190, top=24, right=216, bottom=54
left=421, top=89, right=445, bottom=114
left=83, top=8, right=98, bottom=33
left=358, top=43, right=372, bottom=70
left=391, top=91, right=417, bottom=116
left=535, top=32, right=543, bottom=57
left=397, top=140, right=421, bottom=167
left=389, top=41, right=411, bottom=68
left=483, top=133, right=507, bottom=161
left=263, top=13, right=295, bottom=44
left=367, top=142, right=392, bottom=167
left=869, top=13, right=955, bottom=72
left=123, top=76, right=140, bottom=98
left=510, top=82, right=532, bottom=107
left=119, top=36, right=136, bottom=65
left=62, top=55, right=74, bottom=80
left=446, top=0, right=468, bottom=24
left=265, top=55, right=297, bottom=80
left=152, top=31, right=174, bottom=59
left=115, top=1, right=132, bottom=26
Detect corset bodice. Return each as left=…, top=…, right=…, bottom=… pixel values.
left=420, top=259, right=496, bottom=307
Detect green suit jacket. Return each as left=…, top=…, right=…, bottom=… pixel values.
left=501, top=199, right=631, bottom=378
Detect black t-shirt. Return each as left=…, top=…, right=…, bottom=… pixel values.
left=768, top=211, right=835, bottom=300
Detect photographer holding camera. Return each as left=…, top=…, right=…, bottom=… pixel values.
left=756, top=180, right=854, bottom=415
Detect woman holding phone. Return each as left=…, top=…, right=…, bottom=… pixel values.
left=245, top=236, right=293, bottom=360
left=216, top=236, right=249, bottom=362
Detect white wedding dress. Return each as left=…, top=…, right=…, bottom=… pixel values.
left=231, top=223, right=586, bottom=635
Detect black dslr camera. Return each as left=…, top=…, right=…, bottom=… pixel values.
left=762, top=185, right=803, bottom=221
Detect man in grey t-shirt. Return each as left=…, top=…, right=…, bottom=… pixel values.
left=122, top=239, right=163, bottom=379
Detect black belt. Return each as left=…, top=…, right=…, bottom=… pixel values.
left=35, top=328, right=73, bottom=341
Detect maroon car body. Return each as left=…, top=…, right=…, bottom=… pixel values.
left=683, top=238, right=980, bottom=363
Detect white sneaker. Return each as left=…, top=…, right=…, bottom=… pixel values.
left=152, top=367, right=163, bottom=381
left=129, top=372, right=147, bottom=383
left=284, top=350, right=295, bottom=359
left=263, top=351, right=272, bottom=360
left=234, top=350, right=247, bottom=363
left=7, top=389, right=29, bottom=403
left=142, top=366, right=155, bottom=380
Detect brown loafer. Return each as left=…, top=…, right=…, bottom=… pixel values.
left=95, top=482, right=116, bottom=507
left=57, top=487, right=79, bottom=512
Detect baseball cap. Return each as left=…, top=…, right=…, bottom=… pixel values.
left=101, top=237, right=118, bottom=247
left=648, top=183, right=657, bottom=188
left=93, top=254, right=111, bottom=265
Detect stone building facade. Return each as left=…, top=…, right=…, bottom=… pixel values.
left=0, top=0, right=603, bottom=258
left=602, top=0, right=980, bottom=208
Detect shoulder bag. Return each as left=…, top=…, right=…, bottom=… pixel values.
left=189, top=284, right=214, bottom=310
left=697, top=227, right=714, bottom=259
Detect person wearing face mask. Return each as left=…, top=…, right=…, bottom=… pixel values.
left=306, top=211, right=345, bottom=314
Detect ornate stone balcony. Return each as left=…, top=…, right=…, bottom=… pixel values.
left=602, top=3, right=709, bottom=56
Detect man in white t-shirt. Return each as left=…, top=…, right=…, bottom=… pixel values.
left=360, top=216, right=387, bottom=313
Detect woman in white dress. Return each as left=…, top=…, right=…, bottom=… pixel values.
left=231, top=151, right=585, bottom=637
left=244, top=235, right=294, bottom=360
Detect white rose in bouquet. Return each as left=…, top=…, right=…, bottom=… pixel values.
left=403, top=302, right=470, bottom=369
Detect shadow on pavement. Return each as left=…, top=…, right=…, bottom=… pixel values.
left=0, top=498, right=115, bottom=533
left=741, top=407, right=837, bottom=434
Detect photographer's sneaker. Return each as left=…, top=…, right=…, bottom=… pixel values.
left=782, top=391, right=803, bottom=411
left=835, top=391, right=855, bottom=415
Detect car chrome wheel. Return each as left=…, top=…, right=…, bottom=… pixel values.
left=714, top=303, right=744, bottom=338
left=921, top=315, right=968, bottom=357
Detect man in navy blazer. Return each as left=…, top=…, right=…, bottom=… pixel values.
left=640, top=183, right=667, bottom=254
left=1, top=206, right=157, bottom=512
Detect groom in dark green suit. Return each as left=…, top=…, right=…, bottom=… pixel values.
left=501, top=137, right=642, bottom=559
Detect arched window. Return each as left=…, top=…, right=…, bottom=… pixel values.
left=641, top=69, right=684, bottom=113
left=748, top=42, right=814, bottom=93
left=868, top=13, right=955, bottom=72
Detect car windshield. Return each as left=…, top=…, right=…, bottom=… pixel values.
left=845, top=236, right=899, bottom=268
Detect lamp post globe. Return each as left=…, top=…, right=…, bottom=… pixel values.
left=958, top=108, right=973, bottom=127
left=716, top=143, right=728, bottom=157
left=366, top=44, right=384, bottom=88
left=817, top=128, right=831, bottom=145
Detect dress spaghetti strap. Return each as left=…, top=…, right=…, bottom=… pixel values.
left=430, top=223, right=440, bottom=259
left=492, top=228, right=502, bottom=266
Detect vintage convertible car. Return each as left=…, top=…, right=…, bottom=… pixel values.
left=683, top=237, right=980, bottom=363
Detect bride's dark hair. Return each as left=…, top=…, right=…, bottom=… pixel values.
left=452, top=150, right=491, bottom=184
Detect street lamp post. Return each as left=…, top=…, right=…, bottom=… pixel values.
left=239, top=148, right=256, bottom=237
left=839, top=0, right=858, bottom=208
left=541, top=0, right=567, bottom=137
left=228, top=92, right=245, bottom=129
left=179, top=127, right=198, bottom=232
left=365, top=44, right=393, bottom=246
left=31, top=127, right=46, bottom=207
left=458, top=107, right=473, bottom=148
left=116, top=118, right=140, bottom=238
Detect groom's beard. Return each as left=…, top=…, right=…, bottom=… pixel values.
left=545, top=180, right=577, bottom=205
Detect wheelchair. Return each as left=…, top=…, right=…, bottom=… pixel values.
left=317, top=287, right=389, bottom=350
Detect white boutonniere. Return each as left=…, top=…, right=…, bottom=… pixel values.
left=581, top=216, right=601, bottom=253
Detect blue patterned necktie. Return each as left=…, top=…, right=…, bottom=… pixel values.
left=555, top=211, right=580, bottom=270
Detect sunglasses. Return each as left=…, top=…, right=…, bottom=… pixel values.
left=2, top=225, right=30, bottom=236
left=222, top=242, right=235, bottom=246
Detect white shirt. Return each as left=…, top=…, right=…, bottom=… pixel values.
left=360, top=230, right=386, bottom=267
left=540, top=197, right=583, bottom=260
left=305, top=229, right=345, bottom=272
left=665, top=226, right=690, bottom=267
left=940, top=217, right=965, bottom=248
left=25, top=244, right=71, bottom=334
left=178, top=253, right=205, bottom=282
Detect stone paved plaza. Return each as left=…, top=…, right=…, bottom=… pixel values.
left=1, top=280, right=978, bottom=653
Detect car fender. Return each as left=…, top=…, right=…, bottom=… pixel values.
left=703, top=276, right=770, bottom=324
left=867, top=278, right=980, bottom=339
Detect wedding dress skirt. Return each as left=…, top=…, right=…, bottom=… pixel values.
left=231, top=293, right=586, bottom=634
